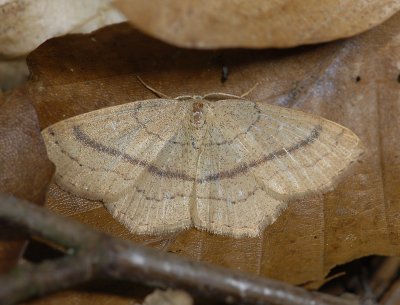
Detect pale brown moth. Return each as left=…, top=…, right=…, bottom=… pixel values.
left=42, top=82, right=363, bottom=238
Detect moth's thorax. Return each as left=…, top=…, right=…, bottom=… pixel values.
left=191, top=100, right=206, bottom=128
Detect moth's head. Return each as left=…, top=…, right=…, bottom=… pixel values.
left=190, top=100, right=206, bottom=129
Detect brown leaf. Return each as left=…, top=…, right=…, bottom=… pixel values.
left=115, top=0, right=400, bottom=49
left=19, top=282, right=152, bottom=305
left=0, top=92, right=54, bottom=272
left=27, top=12, right=400, bottom=296
left=0, top=0, right=125, bottom=57
left=143, top=289, right=193, bottom=305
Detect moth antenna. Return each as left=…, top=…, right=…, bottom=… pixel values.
left=203, top=82, right=261, bottom=100
left=136, top=76, right=172, bottom=99
left=240, top=82, right=260, bottom=98
left=203, top=92, right=244, bottom=100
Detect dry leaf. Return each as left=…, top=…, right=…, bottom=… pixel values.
left=19, top=281, right=152, bottom=305
left=115, top=0, right=400, bottom=48
left=22, top=11, right=400, bottom=303
left=0, top=92, right=54, bottom=272
left=0, top=0, right=125, bottom=57
left=143, top=289, right=193, bottom=305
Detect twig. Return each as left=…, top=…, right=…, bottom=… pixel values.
left=0, top=255, right=92, bottom=305
left=0, top=193, right=358, bottom=305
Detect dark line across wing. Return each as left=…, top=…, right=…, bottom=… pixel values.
left=72, top=124, right=322, bottom=183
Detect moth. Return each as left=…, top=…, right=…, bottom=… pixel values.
left=42, top=82, right=363, bottom=238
